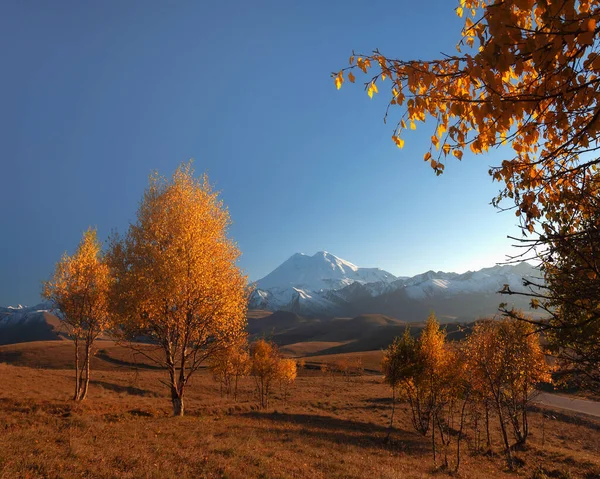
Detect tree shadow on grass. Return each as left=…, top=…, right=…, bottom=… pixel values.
left=0, top=351, right=22, bottom=364
left=91, top=380, right=160, bottom=397
left=241, top=411, right=429, bottom=454
left=95, top=351, right=164, bottom=371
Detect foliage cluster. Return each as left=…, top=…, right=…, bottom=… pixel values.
left=44, top=163, right=249, bottom=416
left=337, top=0, right=600, bottom=390
left=250, top=339, right=297, bottom=408
left=42, top=228, right=111, bottom=402
left=382, top=313, right=551, bottom=471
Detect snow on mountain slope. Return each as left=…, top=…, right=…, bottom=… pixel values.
left=250, top=252, right=397, bottom=316
left=250, top=286, right=339, bottom=316
left=0, top=302, right=53, bottom=327
left=249, top=251, right=541, bottom=318
left=0, top=302, right=64, bottom=345
left=256, top=251, right=397, bottom=292
left=400, top=263, right=540, bottom=300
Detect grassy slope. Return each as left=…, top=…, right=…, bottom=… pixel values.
left=0, top=343, right=599, bottom=479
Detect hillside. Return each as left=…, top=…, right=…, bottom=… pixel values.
left=0, top=309, right=66, bottom=346
left=249, top=252, right=543, bottom=321
left=247, top=310, right=472, bottom=355
left=0, top=354, right=598, bottom=478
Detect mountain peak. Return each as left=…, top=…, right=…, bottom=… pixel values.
left=256, top=252, right=396, bottom=292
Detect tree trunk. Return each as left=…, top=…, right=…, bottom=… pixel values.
left=78, top=343, right=91, bottom=402
left=432, top=410, right=437, bottom=466
left=455, top=396, right=469, bottom=472
left=520, top=388, right=529, bottom=445
left=73, top=337, right=81, bottom=401
left=387, top=387, right=396, bottom=441
left=171, top=387, right=185, bottom=417
left=265, top=383, right=270, bottom=408
left=485, top=403, right=492, bottom=450
left=495, top=397, right=513, bottom=469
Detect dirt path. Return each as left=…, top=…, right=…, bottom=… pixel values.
left=534, top=392, right=600, bottom=418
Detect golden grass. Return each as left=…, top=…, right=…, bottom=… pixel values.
left=280, top=341, right=349, bottom=357
left=0, top=349, right=599, bottom=479
left=308, top=350, right=385, bottom=372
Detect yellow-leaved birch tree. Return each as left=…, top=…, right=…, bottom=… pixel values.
left=335, top=1, right=600, bottom=380
left=108, top=162, right=249, bottom=416
left=43, top=227, right=111, bottom=402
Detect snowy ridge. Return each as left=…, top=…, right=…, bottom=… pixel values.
left=250, top=252, right=398, bottom=315
left=0, top=302, right=53, bottom=326
left=256, top=251, right=397, bottom=292
left=399, top=264, right=538, bottom=300
left=249, top=251, right=540, bottom=317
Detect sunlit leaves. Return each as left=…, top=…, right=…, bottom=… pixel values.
left=368, top=81, right=378, bottom=99
left=43, top=227, right=111, bottom=401
left=250, top=339, right=293, bottom=408
left=393, top=135, right=405, bottom=149
left=108, top=162, right=248, bottom=415
left=335, top=71, right=344, bottom=90
left=334, top=0, right=600, bottom=233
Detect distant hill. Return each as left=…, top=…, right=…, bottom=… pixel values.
left=250, top=252, right=543, bottom=322
left=0, top=304, right=66, bottom=346
left=0, top=340, right=162, bottom=370
left=247, top=310, right=472, bottom=356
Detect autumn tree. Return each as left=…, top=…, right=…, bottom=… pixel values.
left=384, top=316, right=470, bottom=470
left=43, top=227, right=111, bottom=402
left=335, top=0, right=600, bottom=374
left=209, top=341, right=250, bottom=400
left=500, top=315, right=552, bottom=445
left=465, top=317, right=550, bottom=468
left=382, top=329, right=417, bottom=438
left=336, top=0, right=600, bottom=230
left=277, top=358, right=297, bottom=403
left=503, top=209, right=600, bottom=388
left=250, top=339, right=280, bottom=408
left=418, top=313, right=452, bottom=465
left=108, top=163, right=248, bottom=416
left=387, top=315, right=443, bottom=438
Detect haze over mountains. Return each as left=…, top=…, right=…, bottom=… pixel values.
left=0, top=252, right=541, bottom=348
left=250, top=251, right=540, bottom=321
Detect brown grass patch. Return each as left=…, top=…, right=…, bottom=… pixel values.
left=1, top=354, right=599, bottom=478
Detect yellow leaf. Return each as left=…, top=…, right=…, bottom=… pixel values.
left=456, top=6, right=463, bottom=17
left=393, top=136, right=405, bottom=149
left=586, top=18, right=596, bottom=32
left=367, top=82, right=379, bottom=99
left=410, top=120, right=416, bottom=130
left=437, top=123, right=447, bottom=138
left=335, top=73, right=344, bottom=90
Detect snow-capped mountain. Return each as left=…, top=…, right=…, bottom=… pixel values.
left=397, top=262, right=538, bottom=300
left=0, top=302, right=53, bottom=326
left=0, top=302, right=64, bottom=345
left=250, top=251, right=398, bottom=315
left=249, top=252, right=541, bottom=319
left=257, top=251, right=397, bottom=291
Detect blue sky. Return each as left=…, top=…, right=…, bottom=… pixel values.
left=1, top=0, right=523, bottom=305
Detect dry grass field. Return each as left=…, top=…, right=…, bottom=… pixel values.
left=0, top=341, right=599, bottom=479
